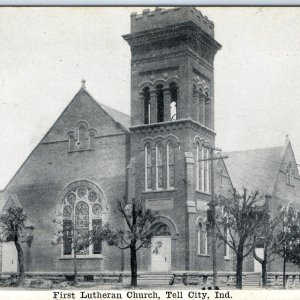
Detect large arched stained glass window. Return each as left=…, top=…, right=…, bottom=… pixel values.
left=62, top=185, right=102, bottom=256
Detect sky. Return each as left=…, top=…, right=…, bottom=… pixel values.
left=1, top=7, right=300, bottom=189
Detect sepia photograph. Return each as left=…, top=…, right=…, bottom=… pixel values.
left=0, top=6, right=300, bottom=297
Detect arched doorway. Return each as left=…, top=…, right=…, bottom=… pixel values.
left=151, top=222, right=171, bottom=272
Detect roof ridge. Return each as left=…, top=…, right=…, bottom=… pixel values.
left=99, top=102, right=130, bottom=118
left=225, top=145, right=284, bottom=153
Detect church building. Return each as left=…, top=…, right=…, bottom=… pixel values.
left=1, top=7, right=299, bottom=277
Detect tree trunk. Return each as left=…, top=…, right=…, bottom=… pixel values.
left=236, top=246, right=244, bottom=289
left=261, top=260, right=267, bottom=288
left=14, top=238, right=25, bottom=285
left=130, top=244, right=137, bottom=286
left=261, top=245, right=268, bottom=288
left=73, top=251, right=78, bottom=286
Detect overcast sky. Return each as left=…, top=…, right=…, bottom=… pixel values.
left=1, top=7, right=300, bottom=189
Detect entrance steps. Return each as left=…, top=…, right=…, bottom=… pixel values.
left=242, top=273, right=261, bottom=288
left=137, top=273, right=174, bottom=285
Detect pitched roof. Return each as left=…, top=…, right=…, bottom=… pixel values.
left=225, top=146, right=284, bottom=195
left=82, top=88, right=131, bottom=131
left=98, top=102, right=131, bottom=131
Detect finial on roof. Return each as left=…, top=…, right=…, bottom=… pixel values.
left=286, top=134, right=290, bottom=142
left=81, top=79, right=86, bottom=89
left=285, top=134, right=290, bottom=146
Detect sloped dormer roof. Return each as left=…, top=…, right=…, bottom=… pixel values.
left=225, top=146, right=284, bottom=195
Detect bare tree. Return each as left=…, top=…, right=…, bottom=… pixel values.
left=276, top=207, right=300, bottom=288
left=95, top=198, right=158, bottom=286
left=252, top=210, right=284, bottom=288
left=0, top=206, right=27, bottom=284
left=216, top=188, right=269, bottom=289
left=52, top=206, right=89, bottom=286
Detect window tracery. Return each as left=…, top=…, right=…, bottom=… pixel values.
left=62, top=185, right=102, bottom=256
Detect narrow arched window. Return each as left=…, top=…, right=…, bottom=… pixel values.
left=170, top=82, right=178, bottom=121
left=156, top=85, right=164, bottom=123
left=205, top=92, right=210, bottom=128
left=198, top=222, right=208, bottom=255
left=145, top=144, right=152, bottom=190
left=156, top=143, right=163, bottom=189
left=167, top=142, right=175, bottom=189
left=203, top=147, right=210, bottom=193
left=197, top=222, right=202, bottom=255
left=143, top=87, right=151, bottom=124
left=196, top=142, right=203, bottom=191
left=68, top=131, right=76, bottom=152
left=78, top=125, right=87, bottom=150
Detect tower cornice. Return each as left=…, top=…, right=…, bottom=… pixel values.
left=130, top=119, right=216, bottom=140
left=123, top=21, right=221, bottom=56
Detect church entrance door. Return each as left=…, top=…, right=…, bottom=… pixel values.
left=151, top=222, right=171, bottom=272
left=151, top=236, right=171, bottom=272
left=1, top=242, right=18, bottom=273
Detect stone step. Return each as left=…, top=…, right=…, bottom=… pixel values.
left=137, top=274, right=173, bottom=285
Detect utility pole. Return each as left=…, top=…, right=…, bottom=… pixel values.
left=210, top=147, right=217, bottom=287
left=202, top=148, right=228, bottom=287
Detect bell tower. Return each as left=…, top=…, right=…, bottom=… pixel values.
left=124, top=7, right=222, bottom=271
left=123, top=7, right=221, bottom=129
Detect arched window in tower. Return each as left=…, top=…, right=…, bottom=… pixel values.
left=62, top=185, right=103, bottom=256
left=156, top=85, right=164, bottom=123
left=203, top=146, right=210, bottom=193
left=143, top=87, right=151, bottom=124
left=169, top=82, right=178, bottom=121
left=197, top=222, right=208, bottom=255
left=156, top=143, right=163, bottom=189
left=196, top=142, right=203, bottom=191
left=145, top=144, right=152, bottom=190
left=205, top=92, right=211, bottom=128
left=167, top=142, right=175, bottom=189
